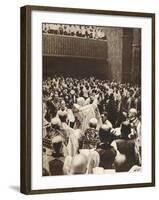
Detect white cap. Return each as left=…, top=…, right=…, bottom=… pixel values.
left=129, top=108, right=137, bottom=116
left=52, top=135, right=63, bottom=144
left=89, top=118, right=98, bottom=126
left=70, top=90, right=75, bottom=95
left=77, top=97, right=85, bottom=106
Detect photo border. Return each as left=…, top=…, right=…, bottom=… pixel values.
left=20, top=5, right=155, bottom=194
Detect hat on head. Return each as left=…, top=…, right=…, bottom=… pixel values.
left=89, top=118, right=98, bottom=127
left=77, top=97, right=85, bottom=106
left=52, top=135, right=63, bottom=144
left=70, top=89, right=75, bottom=95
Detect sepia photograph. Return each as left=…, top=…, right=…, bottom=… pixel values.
left=20, top=6, right=155, bottom=194
left=42, top=23, right=142, bottom=176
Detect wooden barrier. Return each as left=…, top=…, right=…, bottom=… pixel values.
left=42, top=33, right=107, bottom=59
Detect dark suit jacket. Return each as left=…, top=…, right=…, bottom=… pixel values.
left=96, top=143, right=117, bottom=169
left=115, top=139, right=140, bottom=171
left=49, top=158, right=64, bottom=176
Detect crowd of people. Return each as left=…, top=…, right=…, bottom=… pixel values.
left=42, top=75, right=141, bottom=176
left=42, top=23, right=107, bottom=40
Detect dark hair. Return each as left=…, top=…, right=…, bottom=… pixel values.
left=109, top=93, right=114, bottom=100
left=99, top=127, right=113, bottom=144
left=43, top=168, right=49, bottom=176
left=101, top=111, right=108, bottom=118
left=52, top=142, right=63, bottom=157
left=121, top=112, right=127, bottom=122
left=89, top=122, right=97, bottom=129
left=43, top=148, right=46, bottom=153
left=121, top=121, right=131, bottom=140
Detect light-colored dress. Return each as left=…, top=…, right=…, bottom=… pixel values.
left=74, top=96, right=102, bottom=132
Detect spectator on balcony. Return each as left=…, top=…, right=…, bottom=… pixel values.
left=92, top=28, right=97, bottom=39
left=76, top=25, right=81, bottom=37
left=59, top=24, right=64, bottom=35
left=86, top=26, right=92, bottom=38
left=43, top=23, right=50, bottom=33
left=65, top=25, right=71, bottom=35
left=70, top=24, right=75, bottom=36
left=43, top=23, right=108, bottom=40
left=81, top=25, right=86, bottom=37
left=48, top=24, right=55, bottom=34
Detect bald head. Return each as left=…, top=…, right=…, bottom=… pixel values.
left=128, top=108, right=137, bottom=119
left=52, top=135, right=63, bottom=144
left=99, top=124, right=113, bottom=143
left=114, top=153, right=127, bottom=172
left=51, top=117, right=61, bottom=129
left=70, top=154, right=88, bottom=175
left=121, top=121, right=131, bottom=139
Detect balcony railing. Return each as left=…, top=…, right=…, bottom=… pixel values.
left=42, top=33, right=107, bottom=59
